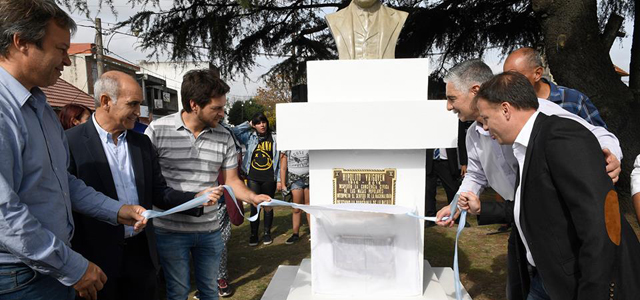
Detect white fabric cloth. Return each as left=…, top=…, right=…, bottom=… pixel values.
left=632, top=155, right=640, bottom=197
left=458, top=98, right=622, bottom=201
left=512, top=111, right=540, bottom=267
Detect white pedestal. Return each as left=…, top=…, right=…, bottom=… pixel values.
left=261, top=259, right=472, bottom=300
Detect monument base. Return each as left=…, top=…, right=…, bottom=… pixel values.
left=261, top=259, right=472, bottom=300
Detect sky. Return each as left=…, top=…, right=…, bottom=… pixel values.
left=64, top=1, right=635, bottom=98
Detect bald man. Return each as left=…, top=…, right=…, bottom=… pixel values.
left=503, top=47, right=607, bottom=127
left=66, top=71, right=221, bottom=300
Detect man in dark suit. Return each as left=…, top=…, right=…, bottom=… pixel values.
left=461, top=71, right=640, bottom=299
left=425, top=120, right=470, bottom=226
left=66, top=71, right=221, bottom=300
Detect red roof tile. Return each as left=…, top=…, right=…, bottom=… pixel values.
left=42, top=78, right=95, bottom=110
left=69, top=43, right=140, bottom=71
left=69, top=43, right=94, bottom=55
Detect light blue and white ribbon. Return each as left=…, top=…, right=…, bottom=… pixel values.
left=142, top=187, right=465, bottom=300
left=449, top=194, right=467, bottom=300
left=142, top=185, right=242, bottom=219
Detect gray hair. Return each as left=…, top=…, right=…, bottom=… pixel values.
left=444, top=60, right=494, bottom=91
left=0, top=0, right=77, bottom=57
left=94, top=76, right=120, bottom=105
left=518, top=47, right=544, bottom=69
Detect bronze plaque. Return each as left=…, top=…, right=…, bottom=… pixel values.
left=332, top=168, right=396, bottom=204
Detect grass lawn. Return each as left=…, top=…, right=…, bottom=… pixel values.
left=179, top=188, right=640, bottom=300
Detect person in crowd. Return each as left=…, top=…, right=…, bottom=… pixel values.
left=66, top=71, right=221, bottom=300
left=281, top=150, right=310, bottom=243
left=0, top=1, right=147, bottom=299
left=194, top=119, right=243, bottom=299
left=231, top=112, right=281, bottom=246
left=632, top=154, right=640, bottom=225
left=503, top=47, right=607, bottom=127
left=145, top=69, right=270, bottom=300
left=58, top=103, right=91, bottom=130
left=461, top=71, right=640, bottom=299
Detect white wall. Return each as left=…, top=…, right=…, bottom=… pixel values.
left=62, top=54, right=90, bottom=94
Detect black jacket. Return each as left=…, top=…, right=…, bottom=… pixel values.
left=478, top=114, right=640, bottom=300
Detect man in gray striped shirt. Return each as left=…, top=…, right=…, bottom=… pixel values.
left=145, top=69, right=270, bottom=300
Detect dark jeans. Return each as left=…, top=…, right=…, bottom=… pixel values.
left=425, top=159, right=459, bottom=217
left=247, top=179, right=276, bottom=236
left=0, top=263, right=74, bottom=300
left=527, top=271, right=551, bottom=300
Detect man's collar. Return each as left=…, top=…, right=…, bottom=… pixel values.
left=174, top=111, right=186, bottom=131
left=92, top=113, right=126, bottom=144
left=176, top=110, right=213, bottom=133
left=540, top=77, right=559, bottom=96
left=513, top=110, right=540, bottom=149
left=0, top=65, right=33, bottom=107
left=474, top=121, right=491, bottom=136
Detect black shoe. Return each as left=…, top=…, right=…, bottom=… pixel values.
left=249, top=235, right=259, bottom=246
left=285, top=233, right=300, bottom=244
left=218, top=279, right=233, bottom=297
left=262, top=233, right=273, bottom=245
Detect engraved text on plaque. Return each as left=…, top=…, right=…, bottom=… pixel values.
left=333, top=168, right=396, bottom=204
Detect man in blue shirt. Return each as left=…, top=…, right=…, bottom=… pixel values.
left=503, top=47, right=607, bottom=127
left=0, top=1, right=148, bottom=299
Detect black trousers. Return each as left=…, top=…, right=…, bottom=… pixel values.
left=78, top=233, right=158, bottom=300
left=247, top=179, right=276, bottom=235
left=425, top=159, right=459, bottom=217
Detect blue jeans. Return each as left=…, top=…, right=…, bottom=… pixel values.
left=527, top=272, right=551, bottom=300
left=0, top=263, right=74, bottom=300
left=290, top=178, right=309, bottom=190
left=155, top=229, right=224, bottom=300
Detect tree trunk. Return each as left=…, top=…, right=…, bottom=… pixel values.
left=629, top=1, right=640, bottom=99
left=532, top=0, right=640, bottom=210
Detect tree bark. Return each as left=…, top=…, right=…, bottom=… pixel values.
left=629, top=1, right=640, bottom=100
left=601, top=13, right=624, bottom=52
left=532, top=0, right=640, bottom=210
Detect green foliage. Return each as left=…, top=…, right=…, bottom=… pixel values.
left=58, top=0, right=635, bottom=80
left=227, top=99, right=265, bottom=126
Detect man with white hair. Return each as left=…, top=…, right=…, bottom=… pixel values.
left=66, top=70, right=221, bottom=300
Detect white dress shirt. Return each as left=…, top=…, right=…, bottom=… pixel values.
left=92, top=115, right=140, bottom=237
left=632, top=155, right=640, bottom=197
left=458, top=98, right=623, bottom=201
left=512, top=111, right=540, bottom=267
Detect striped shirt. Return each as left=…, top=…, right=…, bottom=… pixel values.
left=145, top=112, right=238, bottom=232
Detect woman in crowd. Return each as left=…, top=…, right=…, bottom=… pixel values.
left=58, top=103, right=91, bottom=130
left=280, top=150, right=310, bottom=244
left=231, top=112, right=280, bottom=246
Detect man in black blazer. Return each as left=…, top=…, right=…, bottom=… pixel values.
left=66, top=71, right=220, bottom=300
left=461, top=71, right=640, bottom=299
left=425, top=120, right=470, bottom=226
